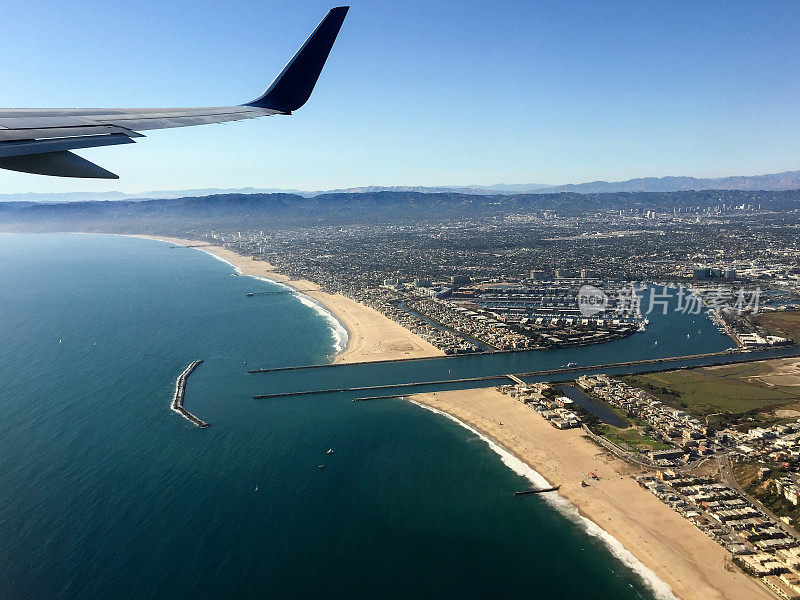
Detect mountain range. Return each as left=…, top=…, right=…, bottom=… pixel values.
left=2, top=188, right=799, bottom=233
left=2, top=170, right=800, bottom=204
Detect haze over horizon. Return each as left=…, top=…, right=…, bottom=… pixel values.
left=1, top=0, right=799, bottom=194
left=3, top=167, right=800, bottom=203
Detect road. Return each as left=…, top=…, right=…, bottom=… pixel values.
left=719, top=455, right=800, bottom=542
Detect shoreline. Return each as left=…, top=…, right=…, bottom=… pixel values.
left=130, top=234, right=444, bottom=364
left=408, top=387, right=773, bottom=600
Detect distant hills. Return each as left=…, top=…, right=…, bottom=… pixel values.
left=539, top=171, right=800, bottom=194
left=313, top=170, right=800, bottom=195
left=2, top=188, right=800, bottom=233
left=0, top=187, right=312, bottom=204
left=3, top=169, right=800, bottom=204
left=318, top=183, right=552, bottom=195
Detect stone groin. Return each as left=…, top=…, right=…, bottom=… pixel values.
left=171, top=360, right=209, bottom=428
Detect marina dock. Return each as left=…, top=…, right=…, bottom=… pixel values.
left=171, top=360, right=209, bottom=428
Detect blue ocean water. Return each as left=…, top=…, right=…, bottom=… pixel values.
left=0, top=233, right=719, bottom=599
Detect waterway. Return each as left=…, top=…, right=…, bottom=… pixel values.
left=0, top=232, right=770, bottom=599
left=559, top=385, right=629, bottom=427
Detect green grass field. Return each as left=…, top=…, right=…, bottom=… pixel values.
left=595, top=424, right=672, bottom=451
left=754, top=310, right=800, bottom=342
left=621, top=360, right=800, bottom=418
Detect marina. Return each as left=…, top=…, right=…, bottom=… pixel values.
left=170, top=360, right=209, bottom=428
left=3, top=232, right=791, bottom=600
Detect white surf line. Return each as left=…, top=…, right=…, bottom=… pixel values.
left=190, top=243, right=349, bottom=357
left=195, top=247, right=244, bottom=274
left=244, top=274, right=349, bottom=357
left=171, top=360, right=210, bottom=428
left=406, top=398, right=680, bottom=600
left=142, top=237, right=349, bottom=362
left=293, top=293, right=349, bottom=355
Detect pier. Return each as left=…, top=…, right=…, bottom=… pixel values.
left=171, top=360, right=210, bottom=428
left=245, top=289, right=318, bottom=297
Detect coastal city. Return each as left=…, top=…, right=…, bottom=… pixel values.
left=493, top=364, right=800, bottom=600
left=180, top=197, right=800, bottom=356
left=137, top=193, right=800, bottom=599
left=4, top=3, right=800, bottom=600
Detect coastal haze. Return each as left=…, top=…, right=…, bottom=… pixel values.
left=4, top=1, right=800, bottom=599
left=3, top=183, right=800, bottom=599
left=2, top=167, right=800, bottom=203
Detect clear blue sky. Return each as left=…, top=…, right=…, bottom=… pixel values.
left=1, top=0, right=799, bottom=193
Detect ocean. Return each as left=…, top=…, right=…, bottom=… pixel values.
left=0, top=233, right=732, bottom=599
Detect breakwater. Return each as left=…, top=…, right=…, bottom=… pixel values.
left=248, top=348, right=738, bottom=374
left=253, top=374, right=513, bottom=399
left=514, top=485, right=561, bottom=496
left=513, top=349, right=735, bottom=378
left=248, top=353, right=481, bottom=373
left=251, top=347, right=800, bottom=401
left=171, top=360, right=209, bottom=427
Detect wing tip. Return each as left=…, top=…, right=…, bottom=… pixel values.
left=244, top=6, right=349, bottom=112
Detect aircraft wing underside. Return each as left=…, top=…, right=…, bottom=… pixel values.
left=0, top=6, right=348, bottom=179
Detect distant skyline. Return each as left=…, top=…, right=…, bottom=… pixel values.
left=1, top=0, right=799, bottom=193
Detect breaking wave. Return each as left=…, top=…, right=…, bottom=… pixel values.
left=247, top=275, right=349, bottom=356
left=197, top=249, right=243, bottom=274
left=407, top=399, right=679, bottom=600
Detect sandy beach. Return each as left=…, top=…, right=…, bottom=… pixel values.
left=410, top=387, right=773, bottom=600
left=135, top=235, right=444, bottom=364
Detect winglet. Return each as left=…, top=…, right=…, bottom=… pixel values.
left=245, top=6, right=349, bottom=113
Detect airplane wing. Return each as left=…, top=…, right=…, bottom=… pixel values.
left=0, top=6, right=349, bottom=179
